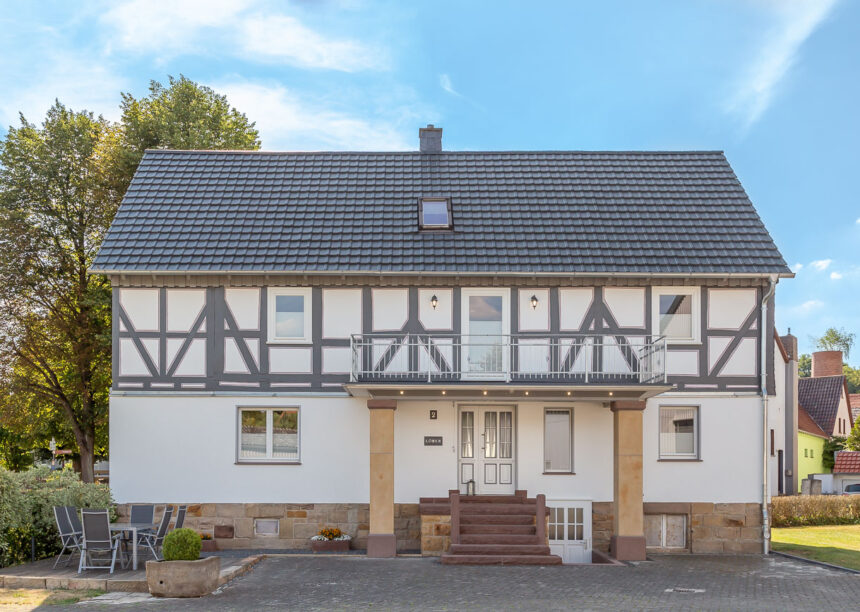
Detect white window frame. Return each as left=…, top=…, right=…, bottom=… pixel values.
left=658, top=405, right=699, bottom=460
left=267, top=288, right=312, bottom=344
left=419, top=197, right=453, bottom=230
left=651, top=286, right=700, bottom=344
left=237, top=406, right=301, bottom=464
left=543, top=407, right=574, bottom=473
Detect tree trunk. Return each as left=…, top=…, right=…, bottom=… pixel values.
left=74, top=428, right=96, bottom=483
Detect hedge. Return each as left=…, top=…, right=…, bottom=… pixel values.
left=772, top=495, right=860, bottom=527
left=0, top=466, right=113, bottom=567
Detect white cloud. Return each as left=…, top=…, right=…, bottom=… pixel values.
left=791, top=262, right=803, bottom=272
left=830, top=271, right=843, bottom=280
left=809, top=258, right=832, bottom=271
left=856, top=217, right=860, bottom=224
left=213, top=81, right=413, bottom=151
left=439, top=74, right=460, bottom=96
left=102, top=0, right=253, bottom=56
left=239, top=15, right=387, bottom=72
left=725, top=0, right=837, bottom=129
left=0, top=51, right=126, bottom=127
left=786, top=299, right=824, bottom=316
left=102, top=0, right=386, bottom=72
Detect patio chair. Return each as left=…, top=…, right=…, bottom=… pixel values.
left=129, top=504, right=155, bottom=524
left=64, top=506, right=83, bottom=534
left=52, top=506, right=81, bottom=568
left=78, top=509, right=123, bottom=574
left=138, top=506, right=173, bottom=561
left=172, top=505, right=187, bottom=531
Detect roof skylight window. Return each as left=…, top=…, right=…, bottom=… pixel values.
left=419, top=198, right=452, bottom=230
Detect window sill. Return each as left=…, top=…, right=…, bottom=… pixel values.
left=266, top=340, right=313, bottom=346
left=542, top=471, right=576, bottom=475
left=235, top=461, right=302, bottom=465
left=657, top=458, right=701, bottom=462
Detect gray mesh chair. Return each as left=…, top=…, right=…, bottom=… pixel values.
left=78, top=509, right=122, bottom=574
left=139, top=506, right=173, bottom=561
left=172, top=505, right=187, bottom=531
left=129, top=504, right=155, bottom=524
left=65, top=506, right=83, bottom=534
left=52, top=506, right=81, bottom=568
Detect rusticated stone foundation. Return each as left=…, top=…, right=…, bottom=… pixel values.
left=115, top=503, right=420, bottom=552
left=420, top=515, right=451, bottom=556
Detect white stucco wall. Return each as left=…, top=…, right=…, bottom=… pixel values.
left=643, top=394, right=763, bottom=503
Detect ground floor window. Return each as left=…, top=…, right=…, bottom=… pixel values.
left=238, top=407, right=300, bottom=463
left=644, top=514, right=687, bottom=549
left=544, top=408, right=573, bottom=472
left=659, top=406, right=698, bottom=459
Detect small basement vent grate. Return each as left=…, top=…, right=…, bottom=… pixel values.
left=665, top=587, right=705, bottom=594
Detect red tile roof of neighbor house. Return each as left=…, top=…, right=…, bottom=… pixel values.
left=833, top=451, right=860, bottom=474
left=798, top=406, right=829, bottom=439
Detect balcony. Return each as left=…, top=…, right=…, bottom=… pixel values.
left=349, top=334, right=667, bottom=385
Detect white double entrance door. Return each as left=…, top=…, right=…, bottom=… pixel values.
left=458, top=406, right=515, bottom=495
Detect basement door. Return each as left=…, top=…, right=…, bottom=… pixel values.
left=458, top=406, right=515, bottom=495
left=547, top=500, right=592, bottom=564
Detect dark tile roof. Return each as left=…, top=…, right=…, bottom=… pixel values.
left=798, top=406, right=828, bottom=439
left=833, top=451, right=860, bottom=474
left=91, top=149, right=792, bottom=274
left=798, top=376, right=847, bottom=436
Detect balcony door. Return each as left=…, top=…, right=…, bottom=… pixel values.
left=458, top=405, right=516, bottom=495
left=461, top=289, right=510, bottom=380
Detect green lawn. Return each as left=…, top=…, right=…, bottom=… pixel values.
left=772, top=525, right=860, bottom=571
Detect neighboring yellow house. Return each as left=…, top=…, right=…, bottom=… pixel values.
left=797, top=405, right=828, bottom=490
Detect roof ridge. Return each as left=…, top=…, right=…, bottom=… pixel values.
left=141, top=149, right=728, bottom=156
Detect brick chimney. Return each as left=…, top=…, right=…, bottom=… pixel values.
left=812, top=350, right=843, bottom=377
left=780, top=332, right=798, bottom=361
left=419, top=124, right=442, bottom=153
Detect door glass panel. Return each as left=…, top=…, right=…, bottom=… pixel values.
left=468, top=296, right=504, bottom=374
left=461, top=412, right=474, bottom=458
left=484, top=411, right=497, bottom=458
left=499, top=412, right=512, bottom=458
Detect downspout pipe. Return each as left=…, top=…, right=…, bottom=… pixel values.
left=761, top=275, right=777, bottom=554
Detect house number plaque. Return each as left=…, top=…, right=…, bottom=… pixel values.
left=424, top=436, right=443, bottom=446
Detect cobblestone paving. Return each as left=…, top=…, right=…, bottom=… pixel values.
left=67, top=554, right=860, bottom=611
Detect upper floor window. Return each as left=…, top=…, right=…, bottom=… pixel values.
left=268, top=288, right=312, bottom=343
left=652, top=287, right=700, bottom=343
left=659, top=405, right=698, bottom=459
left=419, top=198, right=452, bottom=230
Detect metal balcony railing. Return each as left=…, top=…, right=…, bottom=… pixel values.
left=349, top=334, right=667, bottom=384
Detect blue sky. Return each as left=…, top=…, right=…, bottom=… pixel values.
left=1, top=0, right=857, bottom=363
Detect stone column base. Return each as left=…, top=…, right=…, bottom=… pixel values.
left=610, top=535, right=646, bottom=561
left=367, top=533, right=396, bottom=558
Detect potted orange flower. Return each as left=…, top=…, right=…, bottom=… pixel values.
left=200, top=532, right=218, bottom=553
left=310, top=526, right=351, bottom=552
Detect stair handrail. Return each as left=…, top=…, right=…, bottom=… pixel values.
left=450, top=490, right=460, bottom=546
left=536, top=493, right=546, bottom=544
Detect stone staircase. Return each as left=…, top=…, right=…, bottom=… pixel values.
left=439, top=491, right=561, bottom=565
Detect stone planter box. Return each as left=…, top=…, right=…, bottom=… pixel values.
left=146, top=556, right=220, bottom=598
left=201, top=539, right=218, bottom=552
left=311, top=539, right=350, bottom=553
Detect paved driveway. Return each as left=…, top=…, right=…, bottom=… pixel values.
left=66, top=554, right=860, bottom=611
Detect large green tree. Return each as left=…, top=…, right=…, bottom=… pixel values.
left=815, top=327, right=855, bottom=359
left=0, top=77, right=260, bottom=481
left=0, top=103, right=117, bottom=482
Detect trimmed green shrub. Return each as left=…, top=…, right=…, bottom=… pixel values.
left=0, top=466, right=113, bottom=567
left=772, top=495, right=860, bottom=527
left=162, top=528, right=201, bottom=561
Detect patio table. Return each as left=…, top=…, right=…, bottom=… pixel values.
left=110, top=522, right=155, bottom=570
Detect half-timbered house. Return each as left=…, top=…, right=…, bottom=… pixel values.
left=91, top=125, right=794, bottom=563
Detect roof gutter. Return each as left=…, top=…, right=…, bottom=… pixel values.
left=89, top=268, right=795, bottom=279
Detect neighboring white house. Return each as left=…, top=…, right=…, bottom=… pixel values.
left=91, top=126, right=794, bottom=563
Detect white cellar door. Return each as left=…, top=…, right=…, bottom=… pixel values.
left=547, top=501, right=592, bottom=564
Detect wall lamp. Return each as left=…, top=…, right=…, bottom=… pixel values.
left=431, top=295, right=439, bottom=310
left=530, top=294, right=539, bottom=309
